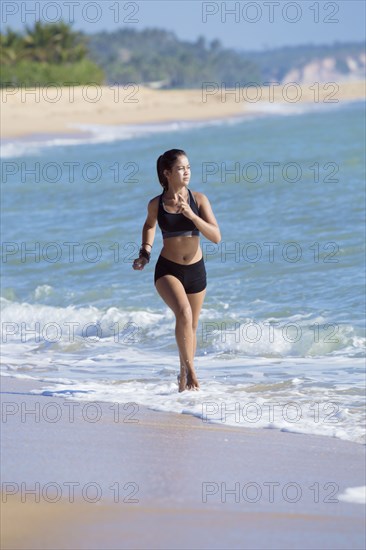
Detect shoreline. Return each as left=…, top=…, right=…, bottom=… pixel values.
left=1, top=81, right=365, bottom=140
left=1, top=371, right=365, bottom=447
left=1, top=375, right=365, bottom=549
left=0, top=111, right=254, bottom=144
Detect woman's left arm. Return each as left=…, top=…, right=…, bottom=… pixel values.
left=192, top=192, right=221, bottom=244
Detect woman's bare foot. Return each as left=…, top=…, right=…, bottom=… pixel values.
left=186, top=369, right=200, bottom=391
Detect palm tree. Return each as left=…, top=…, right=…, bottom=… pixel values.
left=0, top=28, right=24, bottom=64
left=21, top=21, right=87, bottom=63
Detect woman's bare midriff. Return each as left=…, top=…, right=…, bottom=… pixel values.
left=160, top=235, right=202, bottom=264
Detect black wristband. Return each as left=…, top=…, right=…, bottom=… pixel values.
left=139, top=248, right=150, bottom=263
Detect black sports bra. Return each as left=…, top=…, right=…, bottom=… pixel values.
left=157, top=188, right=200, bottom=239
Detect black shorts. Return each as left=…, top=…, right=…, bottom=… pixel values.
left=154, top=255, right=207, bottom=294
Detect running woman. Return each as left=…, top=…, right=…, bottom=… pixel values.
left=133, top=149, right=221, bottom=391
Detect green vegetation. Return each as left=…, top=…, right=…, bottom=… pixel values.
left=1, top=21, right=364, bottom=88
left=87, top=28, right=260, bottom=87
left=87, top=29, right=364, bottom=87
left=0, top=22, right=104, bottom=86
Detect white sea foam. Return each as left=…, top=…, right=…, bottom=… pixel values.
left=2, top=297, right=364, bottom=359
left=34, top=285, right=54, bottom=300
left=1, top=297, right=163, bottom=342
left=15, top=358, right=365, bottom=445
left=1, top=348, right=365, bottom=444
left=338, top=486, right=366, bottom=504
left=244, top=98, right=361, bottom=117
left=0, top=116, right=249, bottom=159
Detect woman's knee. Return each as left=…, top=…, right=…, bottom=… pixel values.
left=175, top=303, right=193, bottom=324
left=192, top=321, right=199, bottom=332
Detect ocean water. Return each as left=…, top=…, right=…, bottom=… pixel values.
left=1, top=100, right=365, bottom=444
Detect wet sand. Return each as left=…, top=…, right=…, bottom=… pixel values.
left=1, top=375, right=365, bottom=549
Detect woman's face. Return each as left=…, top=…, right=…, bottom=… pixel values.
left=165, top=155, right=191, bottom=186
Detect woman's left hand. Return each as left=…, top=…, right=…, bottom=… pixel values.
left=177, top=193, right=196, bottom=220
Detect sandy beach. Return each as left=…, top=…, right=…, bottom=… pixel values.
left=1, top=375, right=365, bottom=550
left=1, top=81, right=365, bottom=139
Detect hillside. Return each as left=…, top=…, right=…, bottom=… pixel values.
left=87, top=28, right=260, bottom=88
left=243, top=42, right=365, bottom=84
left=87, top=29, right=365, bottom=87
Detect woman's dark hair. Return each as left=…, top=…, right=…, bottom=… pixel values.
left=156, top=149, right=187, bottom=191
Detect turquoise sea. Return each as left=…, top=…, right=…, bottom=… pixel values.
left=1, top=99, right=365, bottom=443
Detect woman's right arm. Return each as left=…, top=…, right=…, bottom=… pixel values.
left=132, top=197, right=159, bottom=271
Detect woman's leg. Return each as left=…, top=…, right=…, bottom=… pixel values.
left=155, top=275, right=198, bottom=391
left=186, top=289, right=206, bottom=383
left=178, top=288, right=206, bottom=389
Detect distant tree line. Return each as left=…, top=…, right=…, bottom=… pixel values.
left=87, top=28, right=261, bottom=87
left=1, top=22, right=364, bottom=88
left=87, top=29, right=365, bottom=86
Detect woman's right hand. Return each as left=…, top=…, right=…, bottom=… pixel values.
left=132, top=256, right=149, bottom=270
